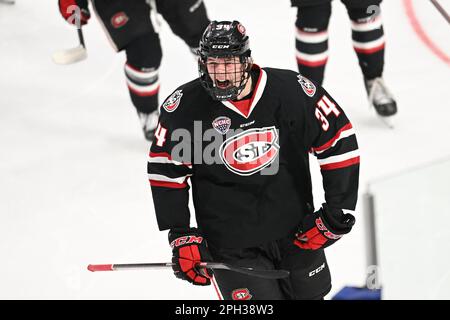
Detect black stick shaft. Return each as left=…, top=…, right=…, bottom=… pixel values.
left=77, top=28, right=85, bottom=48
left=430, top=0, right=450, bottom=24
left=88, top=262, right=289, bottom=279
left=200, top=262, right=290, bottom=279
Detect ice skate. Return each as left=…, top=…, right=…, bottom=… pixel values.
left=365, top=77, right=397, bottom=128
left=138, top=110, right=159, bottom=142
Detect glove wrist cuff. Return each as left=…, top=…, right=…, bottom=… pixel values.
left=321, top=204, right=354, bottom=234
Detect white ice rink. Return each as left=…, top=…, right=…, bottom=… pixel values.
left=0, top=0, right=449, bottom=299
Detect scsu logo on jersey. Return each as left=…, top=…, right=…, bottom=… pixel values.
left=111, top=12, right=129, bottom=29
left=231, top=288, right=252, bottom=300
left=219, top=127, right=280, bottom=176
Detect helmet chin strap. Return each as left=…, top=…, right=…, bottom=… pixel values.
left=235, top=71, right=252, bottom=100
left=234, top=61, right=254, bottom=100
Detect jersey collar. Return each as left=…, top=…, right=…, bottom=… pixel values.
left=220, top=65, right=267, bottom=119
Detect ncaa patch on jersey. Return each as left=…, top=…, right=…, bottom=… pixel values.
left=219, top=126, right=280, bottom=176
left=297, top=75, right=316, bottom=97
left=212, top=116, right=231, bottom=135
left=162, top=90, right=183, bottom=112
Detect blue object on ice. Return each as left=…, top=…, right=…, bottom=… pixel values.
left=332, top=286, right=381, bottom=300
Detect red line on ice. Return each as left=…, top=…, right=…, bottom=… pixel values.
left=403, top=0, right=450, bottom=66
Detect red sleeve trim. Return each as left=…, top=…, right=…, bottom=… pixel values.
left=320, top=156, right=360, bottom=171
left=313, top=122, right=353, bottom=152
left=149, top=151, right=172, bottom=159
left=149, top=180, right=188, bottom=189
left=149, top=152, right=192, bottom=166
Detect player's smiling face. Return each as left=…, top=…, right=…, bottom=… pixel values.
left=206, top=56, right=244, bottom=89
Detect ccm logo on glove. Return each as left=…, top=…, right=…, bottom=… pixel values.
left=315, top=217, right=342, bottom=240
left=170, top=235, right=204, bottom=248
left=294, top=204, right=355, bottom=250
left=169, top=228, right=213, bottom=286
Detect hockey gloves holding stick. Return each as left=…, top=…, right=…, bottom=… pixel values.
left=169, top=228, right=213, bottom=286
left=59, top=0, right=90, bottom=26
left=294, top=204, right=355, bottom=250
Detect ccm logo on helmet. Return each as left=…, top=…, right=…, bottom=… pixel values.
left=212, top=44, right=230, bottom=49
left=219, top=127, right=280, bottom=176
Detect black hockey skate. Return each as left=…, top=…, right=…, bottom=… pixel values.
left=365, top=77, right=397, bottom=128
left=138, top=110, right=159, bottom=142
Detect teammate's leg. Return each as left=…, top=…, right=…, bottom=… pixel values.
left=91, top=0, right=154, bottom=51
left=91, top=0, right=162, bottom=140
left=291, top=0, right=332, bottom=85
left=156, top=0, right=210, bottom=54
left=343, top=0, right=384, bottom=80
left=125, top=33, right=162, bottom=141
left=342, top=0, right=397, bottom=117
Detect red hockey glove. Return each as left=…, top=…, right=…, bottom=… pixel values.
left=169, top=228, right=213, bottom=286
left=58, top=0, right=90, bottom=26
left=294, top=204, right=355, bottom=250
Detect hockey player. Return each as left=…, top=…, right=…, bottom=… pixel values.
left=292, top=0, right=397, bottom=120
left=58, top=0, right=210, bottom=141
left=148, top=21, right=359, bottom=300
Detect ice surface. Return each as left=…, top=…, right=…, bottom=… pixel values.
left=0, top=0, right=449, bottom=299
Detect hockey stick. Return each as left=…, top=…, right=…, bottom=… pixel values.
left=52, top=27, right=87, bottom=65
left=87, top=262, right=290, bottom=280
left=430, top=0, right=450, bottom=24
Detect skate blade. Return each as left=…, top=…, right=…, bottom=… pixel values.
left=377, top=114, right=395, bottom=129
left=52, top=45, right=87, bottom=65
left=369, top=101, right=396, bottom=129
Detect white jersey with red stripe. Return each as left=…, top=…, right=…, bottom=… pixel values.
left=147, top=65, right=359, bottom=249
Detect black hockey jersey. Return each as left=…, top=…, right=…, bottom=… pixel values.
left=148, top=66, right=359, bottom=249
